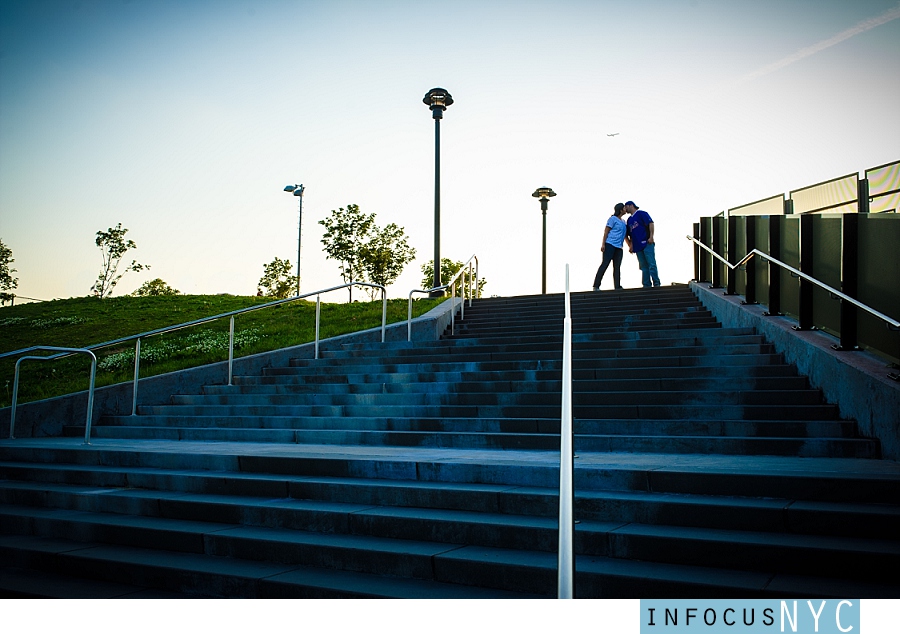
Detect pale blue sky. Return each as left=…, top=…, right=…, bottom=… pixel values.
left=2, top=0, right=899, bottom=301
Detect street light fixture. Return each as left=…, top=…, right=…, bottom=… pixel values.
left=532, top=187, right=556, bottom=295
left=423, top=87, right=453, bottom=296
left=283, top=183, right=304, bottom=296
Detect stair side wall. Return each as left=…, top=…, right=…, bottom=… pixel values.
left=0, top=299, right=462, bottom=439
left=691, top=282, right=900, bottom=461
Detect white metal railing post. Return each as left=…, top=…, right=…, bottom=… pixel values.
left=460, top=274, right=465, bottom=322
left=408, top=290, right=415, bottom=342
left=451, top=281, right=456, bottom=335
left=83, top=351, right=98, bottom=445
left=9, top=358, right=23, bottom=439
left=131, top=338, right=141, bottom=416
left=381, top=288, right=387, bottom=343
left=475, top=257, right=480, bottom=298
left=315, top=294, right=321, bottom=359
left=228, top=316, right=235, bottom=386
left=468, top=261, right=473, bottom=307
left=558, top=263, right=575, bottom=599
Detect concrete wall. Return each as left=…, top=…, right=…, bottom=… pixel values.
left=692, top=282, right=900, bottom=461
left=0, top=298, right=462, bottom=440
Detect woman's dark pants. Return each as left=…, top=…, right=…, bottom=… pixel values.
left=593, top=245, right=623, bottom=290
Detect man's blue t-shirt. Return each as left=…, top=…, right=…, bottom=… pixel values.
left=627, top=210, right=654, bottom=252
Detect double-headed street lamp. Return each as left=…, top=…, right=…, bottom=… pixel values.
left=283, top=183, right=304, bottom=296
left=532, top=187, right=556, bottom=295
left=423, top=87, right=453, bottom=296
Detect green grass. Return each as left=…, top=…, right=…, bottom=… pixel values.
left=0, top=294, right=446, bottom=408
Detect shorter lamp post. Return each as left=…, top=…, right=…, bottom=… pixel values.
left=283, top=184, right=304, bottom=296
left=532, top=187, right=556, bottom=295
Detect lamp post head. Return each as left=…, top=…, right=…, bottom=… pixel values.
left=532, top=187, right=556, bottom=211
left=424, top=87, right=453, bottom=119
left=284, top=184, right=304, bottom=197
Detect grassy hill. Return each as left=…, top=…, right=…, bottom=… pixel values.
left=0, top=293, right=445, bottom=408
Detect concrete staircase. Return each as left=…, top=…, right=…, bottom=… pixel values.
left=1, top=285, right=898, bottom=598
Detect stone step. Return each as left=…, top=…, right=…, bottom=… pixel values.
left=7, top=531, right=891, bottom=599
left=287, top=345, right=780, bottom=368
left=137, top=402, right=839, bottom=421
left=321, top=334, right=768, bottom=358
left=73, top=427, right=878, bottom=458
left=266, top=354, right=791, bottom=378
left=343, top=326, right=748, bottom=351
left=2, top=445, right=897, bottom=503
left=97, top=415, right=857, bottom=439
left=208, top=375, right=810, bottom=395
left=0, top=563, right=208, bottom=598
left=0, top=534, right=535, bottom=598
left=457, top=308, right=711, bottom=326
left=0, top=488, right=896, bottom=593
left=168, top=388, right=824, bottom=408
left=5, top=477, right=897, bottom=540
left=449, top=315, right=719, bottom=333
left=238, top=364, right=801, bottom=385
left=465, top=292, right=699, bottom=314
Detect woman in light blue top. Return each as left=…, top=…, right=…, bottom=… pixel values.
left=592, top=202, right=629, bottom=291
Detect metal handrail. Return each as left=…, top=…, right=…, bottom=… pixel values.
left=8, top=347, right=97, bottom=443
left=686, top=236, right=900, bottom=329
left=407, top=255, right=481, bottom=341
left=447, top=254, right=479, bottom=335
left=408, top=285, right=449, bottom=342
left=1, top=281, right=387, bottom=417
left=558, top=264, right=574, bottom=599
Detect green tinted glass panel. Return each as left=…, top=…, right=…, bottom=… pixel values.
left=735, top=220, right=747, bottom=295
left=811, top=216, right=842, bottom=336
left=755, top=217, right=769, bottom=304
left=858, top=215, right=900, bottom=363
left=781, top=217, right=801, bottom=319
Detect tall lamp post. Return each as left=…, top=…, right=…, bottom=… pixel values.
left=423, top=87, right=453, bottom=296
left=283, top=184, right=304, bottom=296
left=532, top=187, right=556, bottom=295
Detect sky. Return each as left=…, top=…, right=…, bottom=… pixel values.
left=1, top=0, right=899, bottom=302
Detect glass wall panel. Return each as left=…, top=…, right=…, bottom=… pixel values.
left=781, top=217, right=801, bottom=320
left=754, top=217, right=770, bottom=304
left=866, top=161, right=900, bottom=197
left=805, top=202, right=858, bottom=215
left=858, top=214, right=900, bottom=364
left=791, top=173, right=858, bottom=214
left=870, top=191, right=899, bottom=214
left=735, top=219, right=747, bottom=295
left=729, top=194, right=784, bottom=217
left=811, top=216, right=842, bottom=336
left=699, top=217, right=713, bottom=283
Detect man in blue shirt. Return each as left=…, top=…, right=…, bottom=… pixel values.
left=624, top=201, right=661, bottom=287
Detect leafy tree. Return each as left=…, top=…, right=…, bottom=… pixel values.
left=90, top=223, right=148, bottom=299
left=420, top=258, right=487, bottom=296
left=257, top=257, right=298, bottom=299
left=358, top=223, right=416, bottom=300
left=0, top=238, right=18, bottom=305
left=319, top=204, right=376, bottom=301
left=132, top=278, right=180, bottom=297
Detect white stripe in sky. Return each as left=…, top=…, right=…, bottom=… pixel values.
left=737, top=2, right=900, bottom=84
